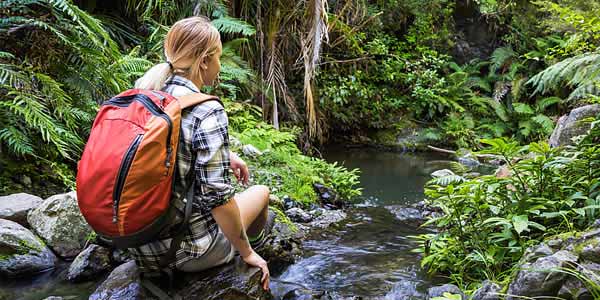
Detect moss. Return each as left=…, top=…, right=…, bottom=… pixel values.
left=270, top=206, right=297, bottom=233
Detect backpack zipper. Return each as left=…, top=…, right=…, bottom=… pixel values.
left=113, top=134, right=143, bottom=224
left=105, top=94, right=174, bottom=170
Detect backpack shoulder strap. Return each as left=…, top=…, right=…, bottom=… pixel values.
left=176, top=93, right=220, bottom=109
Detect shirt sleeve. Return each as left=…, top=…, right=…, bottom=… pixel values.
left=191, top=107, right=235, bottom=211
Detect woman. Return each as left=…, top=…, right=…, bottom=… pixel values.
left=129, top=16, right=271, bottom=291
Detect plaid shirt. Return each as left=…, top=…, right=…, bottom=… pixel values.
left=128, top=75, right=235, bottom=274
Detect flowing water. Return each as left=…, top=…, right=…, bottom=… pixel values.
left=271, top=147, right=457, bottom=299
left=1, top=147, right=457, bottom=300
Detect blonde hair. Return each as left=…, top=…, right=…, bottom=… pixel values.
left=135, top=16, right=221, bottom=90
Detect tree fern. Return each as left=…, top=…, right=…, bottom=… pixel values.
left=528, top=52, right=600, bottom=100
left=212, top=16, right=256, bottom=36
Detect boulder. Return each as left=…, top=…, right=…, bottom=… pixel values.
left=176, top=257, right=273, bottom=299
left=471, top=280, right=501, bottom=300
left=0, top=193, right=43, bottom=227
left=506, top=250, right=578, bottom=299
left=313, top=184, right=343, bottom=209
left=259, top=221, right=304, bottom=269
left=89, top=261, right=147, bottom=300
left=27, top=192, right=92, bottom=258
left=67, top=244, right=112, bottom=282
left=385, top=206, right=426, bottom=227
left=384, top=280, right=424, bottom=300
left=557, top=262, right=600, bottom=300
left=286, top=208, right=313, bottom=223
left=307, top=208, right=347, bottom=229
left=549, top=104, right=600, bottom=147
left=427, top=284, right=465, bottom=299
left=0, top=218, right=56, bottom=277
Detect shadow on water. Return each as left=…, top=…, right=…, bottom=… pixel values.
left=272, top=147, right=454, bottom=299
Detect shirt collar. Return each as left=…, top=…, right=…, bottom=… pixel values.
left=164, top=75, right=200, bottom=93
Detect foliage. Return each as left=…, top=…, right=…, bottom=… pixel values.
left=225, top=98, right=362, bottom=204
left=415, top=128, right=600, bottom=284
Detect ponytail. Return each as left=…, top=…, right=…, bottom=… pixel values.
left=134, top=62, right=172, bottom=90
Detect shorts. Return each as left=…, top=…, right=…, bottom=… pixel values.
left=176, top=227, right=236, bottom=272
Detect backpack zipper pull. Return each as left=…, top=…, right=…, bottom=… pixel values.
left=165, top=146, right=172, bottom=175
left=112, top=205, right=118, bottom=223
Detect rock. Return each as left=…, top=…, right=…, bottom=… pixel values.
left=549, top=104, right=600, bottom=147
left=471, top=280, right=501, bottom=300
left=282, top=288, right=331, bottom=300
left=431, top=169, right=455, bottom=178
left=307, top=209, right=347, bottom=229
left=229, top=136, right=243, bottom=149
left=283, top=196, right=300, bottom=211
left=458, top=154, right=480, bottom=167
left=313, top=183, right=343, bottom=209
left=112, top=248, right=133, bottom=265
left=286, top=208, right=313, bottom=223
left=557, top=262, right=600, bottom=300
left=242, top=144, right=263, bottom=157
left=89, top=261, right=147, bottom=300
left=384, top=280, right=424, bottom=300
left=506, top=250, right=578, bottom=299
left=521, top=243, right=554, bottom=263
left=427, top=284, right=465, bottom=299
left=67, top=244, right=112, bottom=282
left=385, top=205, right=426, bottom=227
left=0, top=219, right=56, bottom=277
left=269, top=194, right=284, bottom=209
left=27, top=191, right=92, bottom=258
left=495, top=165, right=511, bottom=179
left=579, top=237, right=600, bottom=264
left=42, top=297, right=63, bottom=300
left=259, top=221, right=304, bottom=269
left=176, top=257, right=274, bottom=299
left=0, top=193, right=43, bottom=227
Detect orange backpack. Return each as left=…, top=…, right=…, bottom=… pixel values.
left=76, top=89, right=220, bottom=261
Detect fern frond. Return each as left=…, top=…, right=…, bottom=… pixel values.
left=212, top=16, right=256, bottom=36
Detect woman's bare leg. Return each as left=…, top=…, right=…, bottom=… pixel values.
left=234, top=185, right=270, bottom=237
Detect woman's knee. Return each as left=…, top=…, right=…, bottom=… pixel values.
left=252, top=185, right=270, bottom=206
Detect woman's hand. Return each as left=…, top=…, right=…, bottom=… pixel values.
left=229, top=151, right=249, bottom=185
left=242, top=250, right=270, bottom=291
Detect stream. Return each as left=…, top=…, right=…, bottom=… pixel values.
left=271, top=147, right=456, bottom=299
left=0, top=147, right=457, bottom=300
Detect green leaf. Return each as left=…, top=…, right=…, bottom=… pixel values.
left=512, top=215, right=529, bottom=234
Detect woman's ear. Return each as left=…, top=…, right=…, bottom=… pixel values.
left=200, top=56, right=209, bottom=70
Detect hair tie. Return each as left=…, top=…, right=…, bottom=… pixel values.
left=166, top=61, right=174, bottom=70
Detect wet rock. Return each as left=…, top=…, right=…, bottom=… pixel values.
left=282, top=288, right=331, bottom=300
left=67, top=244, right=112, bottom=282
left=89, top=261, right=146, bottom=300
left=27, top=191, right=92, bottom=258
left=0, top=219, right=56, bottom=277
left=283, top=196, right=300, bottom=210
left=42, top=297, right=63, bottom=300
left=259, top=221, right=304, bottom=268
left=307, top=208, right=347, bottom=229
left=385, top=206, right=426, bottom=227
left=313, top=184, right=343, bottom=209
left=458, top=154, right=480, bottom=167
left=549, top=104, right=600, bottom=147
left=506, top=250, right=578, bottom=299
left=427, top=283, right=465, bottom=299
left=176, top=257, right=273, bottom=299
left=242, top=144, right=263, bottom=157
left=471, top=280, right=501, bottom=300
left=0, top=193, right=43, bottom=227
left=384, top=280, right=424, bottom=300
left=286, top=208, right=313, bottom=223
left=430, top=169, right=455, bottom=178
